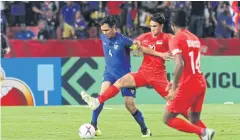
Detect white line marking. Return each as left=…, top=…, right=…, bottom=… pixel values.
left=63, top=105, right=114, bottom=109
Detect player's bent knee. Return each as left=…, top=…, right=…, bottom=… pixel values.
left=189, top=112, right=200, bottom=124
left=162, top=117, right=169, bottom=125
left=162, top=113, right=170, bottom=125
left=163, top=111, right=178, bottom=125
left=189, top=117, right=200, bottom=124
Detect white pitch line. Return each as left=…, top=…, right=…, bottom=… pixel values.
left=64, top=105, right=114, bottom=110
left=103, top=107, right=114, bottom=110
left=224, top=102, right=234, bottom=104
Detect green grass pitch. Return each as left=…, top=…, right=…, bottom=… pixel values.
left=1, top=104, right=240, bottom=140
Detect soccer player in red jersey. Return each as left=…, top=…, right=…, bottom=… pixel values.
left=81, top=13, right=172, bottom=105
left=163, top=9, right=215, bottom=140
left=81, top=13, right=173, bottom=135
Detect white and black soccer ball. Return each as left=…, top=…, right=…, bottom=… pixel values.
left=79, top=123, right=96, bottom=139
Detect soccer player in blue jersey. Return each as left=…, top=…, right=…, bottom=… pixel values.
left=83, top=15, right=163, bottom=137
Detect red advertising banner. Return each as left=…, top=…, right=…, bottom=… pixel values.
left=200, top=38, right=240, bottom=56
left=6, top=40, right=104, bottom=57
left=5, top=39, right=240, bottom=57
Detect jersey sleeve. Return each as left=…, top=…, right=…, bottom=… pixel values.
left=134, top=33, right=148, bottom=48
left=169, top=35, right=182, bottom=56
left=123, top=36, right=133, bottom=48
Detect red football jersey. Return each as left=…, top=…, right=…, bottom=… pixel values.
left=136, top=32, right=172, bottom=73
left=169, top=29, right=203, bottom=84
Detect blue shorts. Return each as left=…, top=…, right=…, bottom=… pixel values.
left=102, top=72, right=136, bottom=98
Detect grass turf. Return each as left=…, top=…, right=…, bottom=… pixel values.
left=1, top=104, right=240, bottom=140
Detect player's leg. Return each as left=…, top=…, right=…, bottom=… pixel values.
left=81, top=72, right=115, bottom=135
left=163, top=86, right=215, bottom=140
left=180, top=107, right=207, bottom=139
left=81, top=71, right=115, bottom=108
left=97, top=72, right=147, bottom=104
left=187, top=81, right=209, bottom=128
left=91, top=81, right=111, bottom=136
left=122, top=89, right=151, bottom=137
left=162, top=87, right=205, bottom=137
left=151, top=81, right=198, bottom=135
left=150, top=76, right=191, bottom=122
left=81, top=72, right=147, bottom=110
left=189, top=92, right=215, bottom=140
left=188, top=92, right=206, bottom=128
left=150, top=76, right=197, bottom=130
left=163, top=81, right=202, bottom=127
left=188, top=88, right=216, bottom=139
left=163, top=103, right=205, bottom=137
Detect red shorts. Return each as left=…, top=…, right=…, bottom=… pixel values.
left=166, top=78, right=207, bottom=113
left=130, top=70, right=169, bottom=98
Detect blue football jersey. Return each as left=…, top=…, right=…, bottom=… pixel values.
left=100, top=32, right=133, bottom=76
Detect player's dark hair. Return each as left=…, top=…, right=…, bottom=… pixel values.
left=151, top=13, right=166, bottom=25
left=100, top=15, right=117, bottom=28
left=171, top=9, right=188, bottom=28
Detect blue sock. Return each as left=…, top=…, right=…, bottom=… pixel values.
left=132, top=109, right=147, bottom=131
left=91, top=103, right=104, bottom=125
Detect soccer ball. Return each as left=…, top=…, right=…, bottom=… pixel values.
left=79, top=123, right=96, bottom=139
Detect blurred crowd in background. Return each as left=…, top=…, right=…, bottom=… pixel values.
left=1, top=1, right=240, bottom=40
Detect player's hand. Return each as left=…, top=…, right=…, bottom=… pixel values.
left=133, top=40, right=141, bottom=47
left=165, top=81, right=173, bottom=92
left=166, top=88, right=175, bottom=101
left=159, top=52, right=173, bottom=61
left=166, top=82, right=178, bottom=100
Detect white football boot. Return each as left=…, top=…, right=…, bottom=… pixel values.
left=201, top=128, right=215, bottom=140
left=80, top=91, right=100, bottom=110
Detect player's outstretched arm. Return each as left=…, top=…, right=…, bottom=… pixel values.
left=139, top=46, right=172, bottom=61
left=132, top=40, right=173, bottom=60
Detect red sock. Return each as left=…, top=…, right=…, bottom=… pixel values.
left=98, top=85, right=120, bottom=104
left=181, top=111, right=206, bottom=139
left=167, top=118, right=204, bottom=136
left=194, top=120, right=206, bottom=128
left=181, top=111, right=207, bottom=129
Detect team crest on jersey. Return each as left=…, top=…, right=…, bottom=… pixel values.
left=156, top=40, right=163, bottom=44
left=114, top=44, right=119, bottom=50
